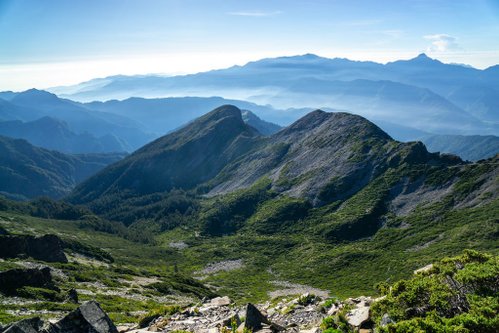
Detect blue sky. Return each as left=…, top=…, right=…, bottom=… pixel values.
left=1, top=0, right=499, bottom=90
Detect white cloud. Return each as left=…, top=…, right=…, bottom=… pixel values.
left=424, top=34, right=460, bottom=52
left=227, top=10, right=282, bottom=17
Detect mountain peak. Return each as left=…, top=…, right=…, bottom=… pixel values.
left=202, top=104, right=243, bottom=122
left=415, top=53, right=430, bottom=59
left=408, top=53, right=442, bottom=65
left=13, top=89, right=60, bottom=104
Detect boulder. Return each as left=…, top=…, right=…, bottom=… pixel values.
left=346, top=297, right=372, bottom=328
left=0, top=234, right=67, bottom=263
left=244, top=303, right=285, bottom=332
left=28, top=235, right=67, bottom=263
left=1, top=317, right=53, bottom=333
left=245, top=303, right=271, bottom=331
left=209, top=296, right=231, bottom=307
left=0, top=267, right=55, bottom=295
left=66, top=288, right=79, bottom=304
left=52, top=301, right=118, bottom=333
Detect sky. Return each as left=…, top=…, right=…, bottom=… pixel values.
left=1, top=0, right=499, bottom=90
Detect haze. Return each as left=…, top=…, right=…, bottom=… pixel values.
left=1, top=0, right=499, bottom=90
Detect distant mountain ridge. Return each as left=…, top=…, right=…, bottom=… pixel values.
left=0, top=136, right=125, bottom=200
left=48, top=53, right=499, bottom=136
left=0, top=117, right=127, bottom=154
left=422, top=134, right=499, bottom=161
left=0, top=89, right=154, bottom=152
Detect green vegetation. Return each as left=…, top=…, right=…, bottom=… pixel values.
left=137, top=305, right=181, bottom=328
left=0, top=212, right=212, bottom=325
left=200, top=178, right=274, bottom=236
left=321, top=313, right=351, bottom=333
left=371, top=250, right=499, bottom=332
left=1, top=108, right=498, bottom=326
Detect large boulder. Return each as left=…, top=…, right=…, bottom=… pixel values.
left=0, top=267, right=55, bottom=295
left=52, top=301, right=118, bottom=333
left=245, top=303, right=270, bottom=331
left=1, top=317, right=52, bottom=333
left=0, top=234, right=67, bottom=263
left=345, top=297, right=373, bottom=329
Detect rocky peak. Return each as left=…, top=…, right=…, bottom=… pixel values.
left=276, top=111, right=391, bottom=142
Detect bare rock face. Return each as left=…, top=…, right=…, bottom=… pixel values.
left=0, top=234, right=67, bottom=263
left=52, top=301, right=118, bottom=333
left=0, top=267, right=55, bottom=296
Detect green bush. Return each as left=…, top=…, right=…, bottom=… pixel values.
left=371, top=250, right=499, bottom=333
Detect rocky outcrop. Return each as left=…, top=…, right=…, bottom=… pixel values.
left=52, top=301, right=118, bottom=333
left=1, top=301, right=117, bottom=333
left=0, top=267, right=55, bottom=296
left=0, top=234, right=67, bottom=263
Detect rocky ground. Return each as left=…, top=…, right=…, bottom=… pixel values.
left=122, top=293, right=379, bottom=333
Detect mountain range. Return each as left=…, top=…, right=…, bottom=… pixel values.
left=0, top=104, right=497, bottom=324
left=1, top=87, right=497, bottom=166
left=0, top=89, right=154, bottom=152
left=49, top=53, right=499, bottom=136
left=66, top=105, right=498, bottom=297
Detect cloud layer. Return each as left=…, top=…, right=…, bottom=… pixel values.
left=424, top=34, right=460, bottom=52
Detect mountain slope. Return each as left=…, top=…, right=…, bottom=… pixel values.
left=69, top=106, right=469, bottom=221
left=241, top=110, right=282, bottom=135
left=69, top=105, right=262, bottom=206
left=0, top=117, right=127, bottom=153
left=0, top=136, right=125, bottom=200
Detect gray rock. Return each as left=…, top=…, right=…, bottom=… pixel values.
left=52, top=301, right=118, bottom=333
left=209, top=296, right=231, bottom=307
left=245, top=303, right=271, bottom=331
left=66, top=288, right=79, bottom=304
left=380, top=313, right=394, bottom=326
left=2, top=317, right=52, bottom=333
left=346, top=303, right=370, bottom=327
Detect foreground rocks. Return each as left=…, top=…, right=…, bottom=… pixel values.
left=0, top=234, right=67, bottom=263
left=1, top=301, right=118, bottom=333
left=1, top=293, right=381, bottom=333
left=133, top=293, right=379, bottom=333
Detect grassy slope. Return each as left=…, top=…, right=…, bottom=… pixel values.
left=151, top=161, right=499, bottom=303
left=0, top=212, right=213, bottom=325
left=1, top=157, right=497, bottom=325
